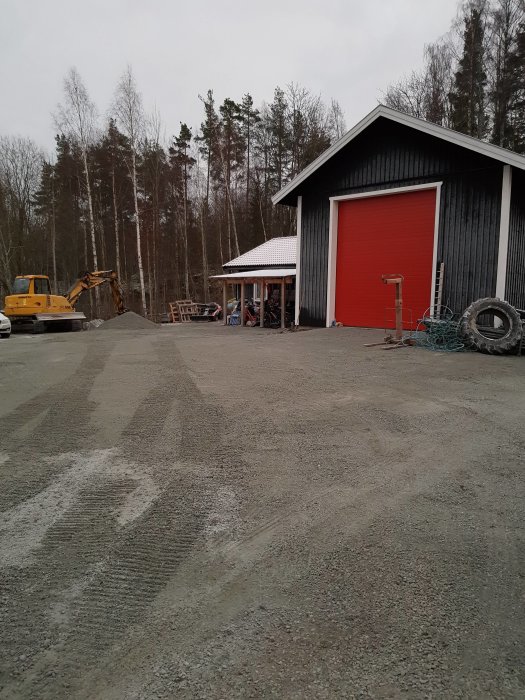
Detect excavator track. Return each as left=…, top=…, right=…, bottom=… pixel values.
left=10, top=314, right=85, bottom=334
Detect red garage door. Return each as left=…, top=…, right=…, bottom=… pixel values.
left=335, top=188, right=436, bottom=329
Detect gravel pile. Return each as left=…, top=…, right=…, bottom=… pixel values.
left=97, top=311, right=157, bottom=331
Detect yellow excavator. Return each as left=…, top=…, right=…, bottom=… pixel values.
left=3, top=270, right=127, bottom=333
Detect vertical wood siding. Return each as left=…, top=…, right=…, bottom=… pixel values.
left=295, top=118, right=503, bottom=326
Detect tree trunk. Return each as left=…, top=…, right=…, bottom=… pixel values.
left=112, top=168, right=121, bottom=281
left=122, top=211, right=127, bottom=282
left=146, top=224, right=153, bottom=317
left=83, top=217, right=93, bottom=319
left=183, top=162, right=190, bottom=298
left=226, top=198, right=232, bottom=262
left=152, top=209, right=158, bottom=318
left=131, top=150, right=147, bottom=316
left=200, top=202, right=209, bottom=302
left=259, top=195, right=267, bottom=242
left=220, top=146, right=240, bottom=258
left=218, top=222, right=224, bottom=267
left=152, top=173, right=159, bottom=318
left=246, top=120, right=250, bottom=209
left=82, top=151, right=100, bottom=312
left=97, top=189, right=107, bottom=271
left=51, top=177, right=57, bottom=294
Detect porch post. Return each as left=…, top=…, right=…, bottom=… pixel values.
left=222, top=281, right=227, bottom=325
left=260, top=279, right=265, bottom=327
left=240, top=280, right=245, bottom=327
left=281, top=278, right=286, bottom=329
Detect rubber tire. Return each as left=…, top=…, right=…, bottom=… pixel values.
left=0, top=332, right=10, bottom=339
left=459, top=298, right=522, bottom=355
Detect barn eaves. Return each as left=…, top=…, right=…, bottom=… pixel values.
left=272, top=105, right=525, bottom=207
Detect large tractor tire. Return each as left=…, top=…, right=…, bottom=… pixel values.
left=459, top=298, right=523, bottom=355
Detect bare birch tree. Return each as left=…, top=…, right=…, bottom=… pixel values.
left=193, top=148, right=209, bottom=300
left=55, top=68, right=100, bottom=309
left=113, top=66, right=147, bottom=316
left=0, top=136, right=42, bottom=282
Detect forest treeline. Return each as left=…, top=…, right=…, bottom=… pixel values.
left=1, top=0, right=524, bottom=317
left=385, top=0, right=525, bottom=150
left=0, top=71, right=345, bottom=316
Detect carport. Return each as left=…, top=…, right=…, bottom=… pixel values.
left=212, top=268, right=296, bottom=328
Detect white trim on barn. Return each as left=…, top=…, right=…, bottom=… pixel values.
left=430, top=183, right=443, bottom=316
left=272, top=105, right=525, bottom=205
left=295, top=196, right=302, bottom=325
left=496, top=165, right=513, bottom=300
left=326, top=198, right=339, bottom=326
left=325, top=182, right=443, bottom=327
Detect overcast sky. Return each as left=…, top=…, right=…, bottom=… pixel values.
left=1, top=0, right=459, bottom=153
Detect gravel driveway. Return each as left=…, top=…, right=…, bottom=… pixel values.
left=1, top=323, right=524, bottom=699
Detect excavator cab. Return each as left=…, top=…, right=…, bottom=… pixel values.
left=11, top=276, right=51, bottom=296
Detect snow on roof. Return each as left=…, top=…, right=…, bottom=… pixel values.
left=223, top=236, right=296, bottom=268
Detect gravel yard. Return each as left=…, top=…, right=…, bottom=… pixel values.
left=1, top=323, right=524, bottom=699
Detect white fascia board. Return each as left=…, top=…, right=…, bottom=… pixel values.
left=272, top=105, right=525, bottom=205
left=496, top=165, right=513, bottom=300
left=294, top=196, right=303, bottom=326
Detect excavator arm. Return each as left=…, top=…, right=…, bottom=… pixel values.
left=66, top=271, right=127, bottom=315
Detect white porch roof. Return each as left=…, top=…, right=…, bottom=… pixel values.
left=223, top=237, right=296, bottom=268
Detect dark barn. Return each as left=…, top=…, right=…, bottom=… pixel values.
left=273, top=105, right=525, bottom=328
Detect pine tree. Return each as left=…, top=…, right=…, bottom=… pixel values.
left=33, top=161, right=58, bottom=291
left=240, top=94, right=260, bottom=209
left=169, top=124, right=195, bottom=297
left=450, top=4, right=488, bottom=139
left=196, top=90, right=222, bottom=264
left=489, top=0, right=524, bottom=148
left=107, top=119, right=130, bottom=281
left=269, top=87, right=290, bottom=193
left=53, top=135, right=84, bottom=286
left=217, top=98, right=244, bottom=259
left=196, top=90, right=219, bottom=209
left=510, top=23, right=525, bottom=152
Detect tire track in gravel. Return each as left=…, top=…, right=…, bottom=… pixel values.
left=0, top=336, right=117, bottom=512
left=1, top=334, right=247, bottom=700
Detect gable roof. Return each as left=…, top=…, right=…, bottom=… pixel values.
left=272, top=104, right=525, bottom=205
left=223, top=236, right=296, bottom=268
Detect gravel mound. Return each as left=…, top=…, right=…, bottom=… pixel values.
left=97, top=311, right=157, bottom=331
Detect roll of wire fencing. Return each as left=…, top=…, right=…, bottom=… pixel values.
left=403, top=307, right=465, bottom=352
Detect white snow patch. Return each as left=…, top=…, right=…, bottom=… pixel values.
left=0, top=448, right=159, bottom=568
left=204, top=486, right=241, bottom=545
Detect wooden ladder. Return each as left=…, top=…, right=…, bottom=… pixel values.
left=433, top=262, right=445, bottom=319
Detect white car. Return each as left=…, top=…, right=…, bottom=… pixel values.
left=0, top=311, right=11, bottom=339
